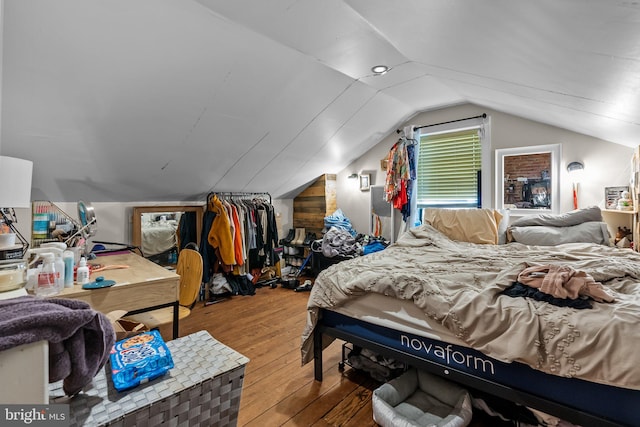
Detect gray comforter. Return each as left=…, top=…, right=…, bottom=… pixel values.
left=301, top=224, right=640, bottom=390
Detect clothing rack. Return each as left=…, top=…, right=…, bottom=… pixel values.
left=207, top=191, right=272, bottom=204
left=201, top=190, right=279, bottom=302
left=396, top=113, right=486, bottom=133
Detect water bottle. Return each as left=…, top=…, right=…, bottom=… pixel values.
left=53, top=251, right=65, bottom=291
left=36, top=253, right=58, bottom=297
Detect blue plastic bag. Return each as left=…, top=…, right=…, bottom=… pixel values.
left=109, top=329, right=174, bottom=391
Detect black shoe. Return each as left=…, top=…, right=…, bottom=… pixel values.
left=282, top=228, right=295, bottom=244
left=303, top=232, right=313, bottom=246
left=294, top=280, right=313, bottom=292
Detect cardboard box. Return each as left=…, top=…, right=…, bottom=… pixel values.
left=106, top=310, right=149, bottom=341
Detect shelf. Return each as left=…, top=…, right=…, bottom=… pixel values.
left=602, top=209, right=637, bottom=214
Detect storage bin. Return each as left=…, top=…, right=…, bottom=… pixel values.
left=50, top=330, right=249, bottom=426
left=311, top=251, right=352, bottom=275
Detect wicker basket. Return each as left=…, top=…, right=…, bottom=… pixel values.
left=49, top=330, right=249, bottom=427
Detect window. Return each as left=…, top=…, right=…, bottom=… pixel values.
left=416, top=128, right=483, bottom=208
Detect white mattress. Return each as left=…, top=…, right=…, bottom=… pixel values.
left=331, top=293, right=468, bottom=347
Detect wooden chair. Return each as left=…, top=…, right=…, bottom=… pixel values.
left=126, top=247, right=203, bottom=333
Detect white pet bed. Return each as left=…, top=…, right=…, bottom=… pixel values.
left=372, top=368, right=473, bottom=427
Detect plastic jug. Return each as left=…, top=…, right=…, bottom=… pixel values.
left=30, top=245, right=65, bottom=291
left=36, top=253, right=58, bottom=296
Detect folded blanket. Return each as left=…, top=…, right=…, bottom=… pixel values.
left=517, top=265, right=615, bottom=303
left=0, top=296, right=115, bottom=396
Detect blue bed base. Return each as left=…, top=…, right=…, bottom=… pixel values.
left=313, top=309, right=637, bottom=427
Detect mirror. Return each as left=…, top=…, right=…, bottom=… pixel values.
left=63, top=200, right=97, bottom=247
left=495, top=144, right=561, bottom=215
left=77, top=200, right=97, bottom=238
left=132, top=205, right=203, bottom=264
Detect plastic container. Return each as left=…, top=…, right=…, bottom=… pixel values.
left=0, top=259, right=27, bottom=292
left=63, top=250, right=75, bottom=287
left=26, top=265, right=41, bottom=292
left=53, top=252, right=65, bottom=290
left=34, top=245, right=66, bottom=291
left=0, top=233, right=16, bottom=248
left=76, top=256, right=90, bottom=285
left=36, top=253, right=58, bottom=296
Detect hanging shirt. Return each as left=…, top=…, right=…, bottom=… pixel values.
left=384, top=138, right=411, bottom=203
left=207, top=195, right=235, bottom=269
left=230, top=204, right=244, bottom=266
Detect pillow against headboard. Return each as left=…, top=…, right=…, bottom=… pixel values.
left=509, top=205, right=603, bottom=228
left=423, top=208, right=501, bottom=244
left=508, top=221, right=610, bottom=246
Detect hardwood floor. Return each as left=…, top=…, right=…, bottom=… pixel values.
left=157, top=282, right=513, bottom=427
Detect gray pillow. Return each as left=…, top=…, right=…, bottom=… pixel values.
left=508, top=221, right=610, bottom=246
left=510, top=206, right=602, bottom=228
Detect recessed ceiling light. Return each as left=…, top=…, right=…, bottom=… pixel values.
left=371, top=65, right=389, bottom=75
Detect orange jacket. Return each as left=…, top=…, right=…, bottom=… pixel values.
left=207, top=195, right=235, bottom=267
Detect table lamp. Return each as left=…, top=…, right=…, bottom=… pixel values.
left=0, top=156, right=34, bottom=257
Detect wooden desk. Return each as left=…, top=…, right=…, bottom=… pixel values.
left=57, top=253, right=181, bottom=338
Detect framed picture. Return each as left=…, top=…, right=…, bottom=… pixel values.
left=359, top=174, right=370, bottom=191
left=605, top=186, right=629, bottom=210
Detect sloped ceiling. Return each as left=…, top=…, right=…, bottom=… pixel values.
left=1, top=0, right=639, bottom=202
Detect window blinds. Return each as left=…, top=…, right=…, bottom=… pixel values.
left=416, top=128, right=481, bottom=208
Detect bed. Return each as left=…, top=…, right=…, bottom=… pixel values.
left=140, top=213, right=179, bottom=256
left=301, top=208, right=640, bottom=427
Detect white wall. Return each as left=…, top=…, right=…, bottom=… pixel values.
left=13, top=198, right=293, bottom=250
left=337, top=104, right=633, bottom=240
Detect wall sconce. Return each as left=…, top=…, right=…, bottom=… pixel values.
left=567, top=161, right=585, bottom=210
left=567, top=161, right=584, bottom=176
left=347, top=173, right=358, bottom=179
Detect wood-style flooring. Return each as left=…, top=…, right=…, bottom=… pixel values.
left=157, top=282, right=515, bottom=426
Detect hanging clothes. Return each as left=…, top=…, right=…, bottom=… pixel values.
left=199, top=208, right=217, bottom=285
left=207, top=195, right=235, bottom=271
left=177, top=211, right=198, bottom=251
left=384, top=130, right=416, bottom=222
left=202, top=192, right=278, bottom=296
left=400, top=143, right=416, bottom=221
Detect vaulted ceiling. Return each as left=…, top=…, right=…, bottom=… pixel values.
left=2, top=0, right=639, bottom=202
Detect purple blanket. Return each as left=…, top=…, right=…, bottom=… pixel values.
left=0, top=295, right=115, bottom=396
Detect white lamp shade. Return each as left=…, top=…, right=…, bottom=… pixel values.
left=0, top=156, right=33, bottom=208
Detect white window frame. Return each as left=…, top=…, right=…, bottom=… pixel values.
left=415, top=116, right=491, bottom=210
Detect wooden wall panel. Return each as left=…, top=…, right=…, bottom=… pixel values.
left=293, top=174, right=336, bottom=237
